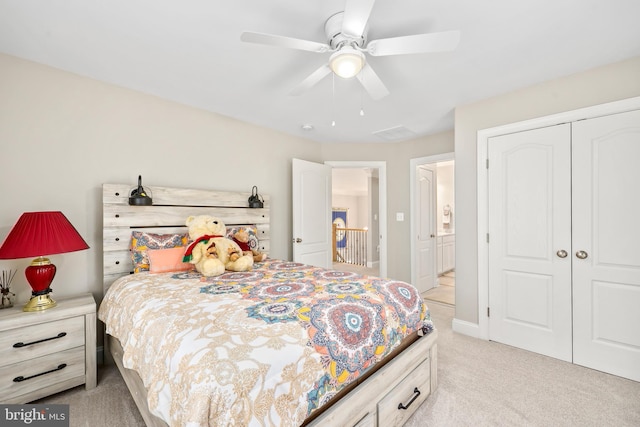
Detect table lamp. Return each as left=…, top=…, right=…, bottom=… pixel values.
left=0, top=211, right=89, bottom=312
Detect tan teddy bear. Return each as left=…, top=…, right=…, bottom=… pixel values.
left=231, top=228, right=267, bottom=262
left=182, top=215, right=253, bottom=276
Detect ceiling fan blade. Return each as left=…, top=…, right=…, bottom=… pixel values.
left=367, top=30, right=460, bottom=56
left=290, top=64, right=332, bottom=96
left=241, top=31, right=330, bottom=53
left=342, top=0, right=376, bottom=38
left=356, top=63, right=389, bottom=100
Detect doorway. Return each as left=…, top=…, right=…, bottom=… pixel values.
left=410, top=153, right=455, bottom=306
left=331, top=168, right=380, bottom=277
left=326, top=161, right=387, bottom=279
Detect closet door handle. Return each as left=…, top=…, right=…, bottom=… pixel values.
left=576, top=250, right=588, bottom=260
left=556, top=250, right=568, bottom=258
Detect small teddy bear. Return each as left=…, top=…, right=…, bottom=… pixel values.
left=206, top=242, right=219, bottom=258
left=186, top=239, right=224, bottom=277
left=183, top=215, right=253, bottom=276
left=231, top=228, right=267, bottom=262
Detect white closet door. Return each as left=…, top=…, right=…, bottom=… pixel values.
left=488, top=124, right=573, bottom=361
left=572, top=109, right=640, bottom=381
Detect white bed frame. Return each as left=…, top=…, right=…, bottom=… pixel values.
left=102, top=183, right=437, bottom=427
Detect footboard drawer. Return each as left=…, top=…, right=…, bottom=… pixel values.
left=306, top=330, right=437, bottom=427
left=377, top=356, right=431, bottom=426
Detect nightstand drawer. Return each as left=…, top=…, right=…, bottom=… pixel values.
left=0, top=316, right=85, bottom=366
left=0, top=346, right=85, bottom=401
left=377, top=355, right=431, bottom=427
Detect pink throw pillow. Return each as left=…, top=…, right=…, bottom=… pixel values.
left=147, top=247, right=193, bottom=273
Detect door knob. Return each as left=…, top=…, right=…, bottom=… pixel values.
left=293, top=238, right=302, bottom=243
left=556, top=250, right=568, bottom=258
left=576, top=250, right=588, bottom=259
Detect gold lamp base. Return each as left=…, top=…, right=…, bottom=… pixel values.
left=23, top=294, right=57, bottom=312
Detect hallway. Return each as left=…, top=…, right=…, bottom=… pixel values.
left=421, top=271, right=455, bottom=306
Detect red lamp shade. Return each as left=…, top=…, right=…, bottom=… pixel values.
left=0, top=211, right=89, bottom=311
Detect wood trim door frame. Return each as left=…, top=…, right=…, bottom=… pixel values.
left=476, top=95, right=640, bottom=340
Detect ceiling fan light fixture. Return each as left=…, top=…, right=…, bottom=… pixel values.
left=329, top=47, right=365, bottom=79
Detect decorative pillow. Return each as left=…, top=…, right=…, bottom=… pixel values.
left=147, top=247, right=193, bottom=273
left=130, top=231, right=189, bottom=273
left=226, top=225, right=260, bottom=251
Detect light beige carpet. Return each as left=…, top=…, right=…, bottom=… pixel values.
left=406, top=302, right=640, bottom=427
left=36, top=302, right=640, bottom=426
left=34, top=360, right=145, bottom=427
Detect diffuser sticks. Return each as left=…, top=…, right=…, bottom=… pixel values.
left=0, top=269, right=16, bottom=308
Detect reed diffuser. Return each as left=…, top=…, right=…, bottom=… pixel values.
left=1, top=269, right=17, bottom=308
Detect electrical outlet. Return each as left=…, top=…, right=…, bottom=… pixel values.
left=396, top=212, right=404, bottom=221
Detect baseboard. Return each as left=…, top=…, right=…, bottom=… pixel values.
left=452, top=318, right=480, bottom=338
left=367, top=260, right=379, bottom=269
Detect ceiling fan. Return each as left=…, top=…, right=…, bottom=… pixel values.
left=240, top=0, right=460, bottom=100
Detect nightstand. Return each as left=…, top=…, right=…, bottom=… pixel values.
left=0, top=293, right=97, bottom=403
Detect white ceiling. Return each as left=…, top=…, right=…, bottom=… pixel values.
left=1, top=0, right=639, bottom=144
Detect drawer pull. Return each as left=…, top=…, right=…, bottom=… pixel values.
left=13, top=364, right=67, bottom=382
left=398, top=387, right=421, bottom=410
left=13, top=332, right=67, bottom=348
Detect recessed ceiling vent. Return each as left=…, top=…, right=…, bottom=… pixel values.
left=373, top=125, right=416, bottom=141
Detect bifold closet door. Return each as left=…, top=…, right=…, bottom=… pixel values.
left=487, top=124, right=573, bottom=362
left=572, top=109, right=640, bottom=382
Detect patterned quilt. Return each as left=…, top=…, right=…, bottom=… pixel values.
left=99, top=260, right=433, bottom=427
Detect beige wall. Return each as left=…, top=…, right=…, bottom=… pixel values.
left=5, top=51, right=638, bottom=330
left=454, top=55, right=640, bottom=325
left=321, top=132, right=454, bottom=282
left=0, top=53, right=454, bottom=308
left=0, top=53, right=322, bottom=306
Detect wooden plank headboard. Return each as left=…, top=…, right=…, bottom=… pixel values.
left=102, top=184, right=270, bottom=293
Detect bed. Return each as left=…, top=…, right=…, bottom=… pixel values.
left=100, top=183, right=438, bottom=427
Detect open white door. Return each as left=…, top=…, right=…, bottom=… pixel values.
left=292, top=158, right=332, bottom=268
left=415, top=165, right=437, bottom=293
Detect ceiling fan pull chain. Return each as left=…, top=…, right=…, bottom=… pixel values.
left=332, top=73, right=336, bottom=127
left=360, top=72, right=365, bottom=116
